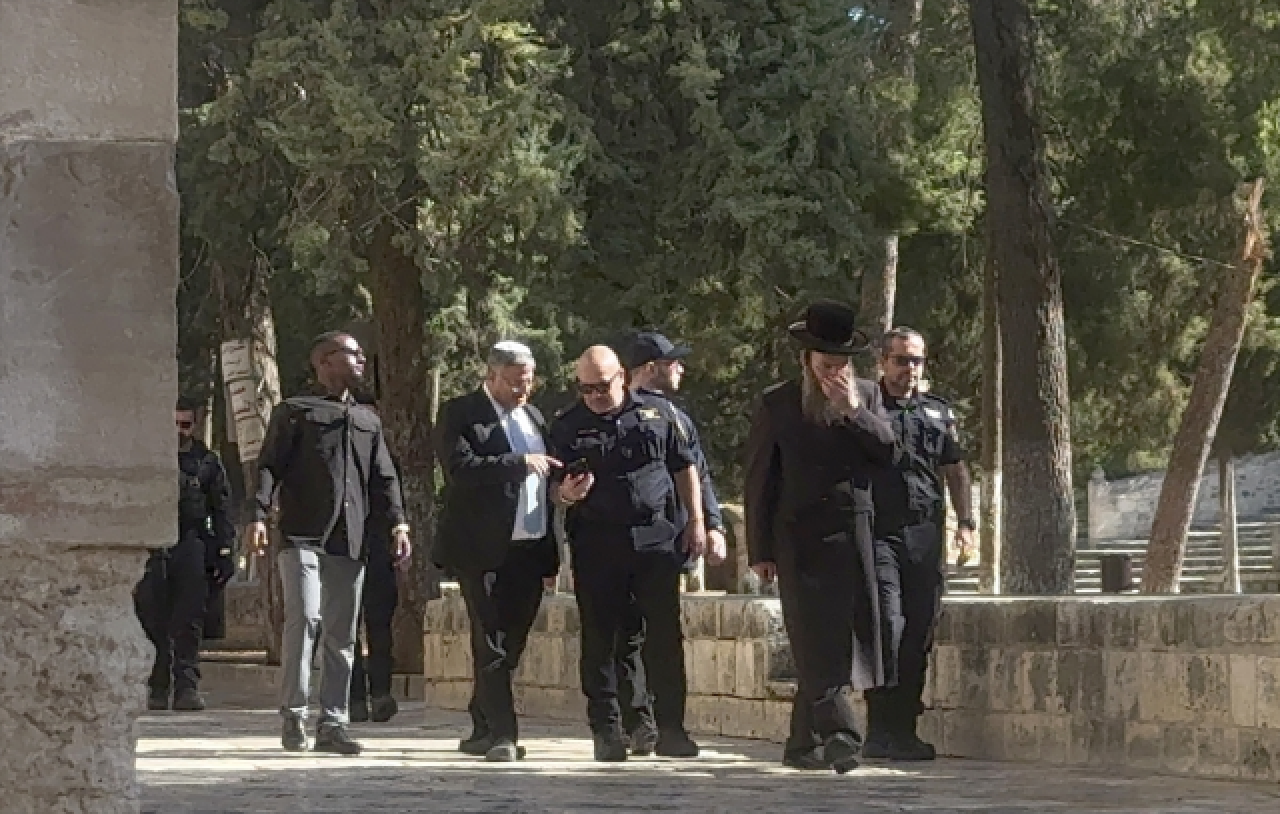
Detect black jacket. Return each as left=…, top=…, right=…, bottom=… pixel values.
left=634, top=387, right=724, bottom=532
left=254, top=395, right=405, bottom=558
left=432, top=388, right=558, bottom=577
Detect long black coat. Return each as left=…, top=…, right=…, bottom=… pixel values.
left=744, top=378, right=898, bottom=691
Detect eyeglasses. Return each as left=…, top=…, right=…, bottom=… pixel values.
left=577, top=372, right=620, bottom=396
left=890, top=354, right=927, bottom=368
left=328, top=346, right=366, bottom=360
left=176, top=420, right=194, bottom=429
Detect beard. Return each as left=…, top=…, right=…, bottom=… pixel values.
left=801, top=366, right=843, bottom=426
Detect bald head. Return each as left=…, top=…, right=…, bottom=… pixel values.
left=576, top=345, right=626, bottom=414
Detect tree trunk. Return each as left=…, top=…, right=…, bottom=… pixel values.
left=859, top=234, right=899, bottom=346
left=1142, top=180, right=1267, bottom=593
left=1219, top=452, right=1241, bottom=594
left=857, top=0, right=924, bottom=373
left=979, top=244, right=1003, bottom=594
left=970, top=0, right=1076, bottom=594
left=368, top=217, right=440, bottom=674
left=214, top=257, right=285, bottom=662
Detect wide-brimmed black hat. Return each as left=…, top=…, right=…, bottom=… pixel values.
left=788, top=300, right=870, bottom=355
left=624, top=331, right=691, bottom=369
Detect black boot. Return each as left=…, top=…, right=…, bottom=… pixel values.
left=593, top=731, right=629, bottom=762
left=171, top=688, right=206, bottom=712
left=147, top=689, right=169, bottom=712
left=459, top=731, right=493, bottom=756
left=655, top=728, right=700, bottom=758
left=889, top=730, right=937, bottom=761
left=822, top=732, right=861, bottom=775
left=281, top=718, right=308, bottom=752
left=782, top=748, right=831, bottom=771
left=314, top=724, right=363, bottom=756
left=370, top=695, right=399, bottom=723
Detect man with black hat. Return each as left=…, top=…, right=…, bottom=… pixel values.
left=744, top=300, right=899, bottom=773
left=863, top=327, right=974, bottom=761
left=613, top=331, right=727, bottom=754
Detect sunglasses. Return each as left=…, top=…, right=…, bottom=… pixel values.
left=577, top=372, right=620, bottom=396
left=328, top=346, right=366, bottom=360
left=890, top=354, right=927, bottom=368
left=176, top=420, right=194, bottom=429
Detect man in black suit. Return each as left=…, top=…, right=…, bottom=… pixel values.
left=744, top=301, right=900, bottom=774
left=433, top=341, right=560, bottom=762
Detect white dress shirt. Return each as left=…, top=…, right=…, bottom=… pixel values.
left=484, top=384, right=548, bottom=540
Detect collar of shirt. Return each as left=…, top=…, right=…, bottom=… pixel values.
left=483, top=382, right=521, bottom=419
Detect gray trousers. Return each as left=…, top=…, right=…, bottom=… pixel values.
left=278, top=547, right=365, bottom=726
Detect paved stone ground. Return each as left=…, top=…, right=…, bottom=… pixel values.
left=139, top=687, right=1280, bottom=813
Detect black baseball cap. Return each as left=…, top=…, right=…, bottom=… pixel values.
left=625, top=331, right=691, bottom=369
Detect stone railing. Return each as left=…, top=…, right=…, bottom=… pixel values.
left=424, top=593, right=1280, bottom=783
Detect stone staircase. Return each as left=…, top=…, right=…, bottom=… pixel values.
left=945, top=514, right=1280, bottom=595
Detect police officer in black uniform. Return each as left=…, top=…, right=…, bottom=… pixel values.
left=865, top=327, right=975, bottom=761
left=550, top=345, right=707, bottom=763
left=136, top=397, right=234, bottom=711
left=614, top=331, right=728, bottom=754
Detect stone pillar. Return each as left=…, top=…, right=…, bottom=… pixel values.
left=0, top=3, right=178, bottom=813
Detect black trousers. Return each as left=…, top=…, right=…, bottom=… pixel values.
left=775, top=535, right=863, bottom=757
left=352, top=541, right=399, bottom=703
left=573, top=537, right=685, bottom=735
left=135, top=536, right=208, bottom=694
left=867, top=525, right=945, bottom=737
left=458, top=542, right=549, bottom=743
left=616, top=601, right=655, bottom=734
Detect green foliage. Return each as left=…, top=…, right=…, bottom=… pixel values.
left=174, top=0, right=1280, bottom=498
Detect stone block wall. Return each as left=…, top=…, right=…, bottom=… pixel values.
left=423, top=594, right=807, bottom=741
left=1089, top=452, right=1280, bottom=541
left=425, top=593, right=1280, bottom=783
left=923, top=596, right=1280, bottom=782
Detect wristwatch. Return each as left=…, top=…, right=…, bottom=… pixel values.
left=957, top=518, right=977, bottom=532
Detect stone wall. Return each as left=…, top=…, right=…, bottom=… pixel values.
left=423, top=595, right=805, bottom=741
left=1, top=2, right=179, bottom=811
left=424, top=593, right=1280, bottom=783
left=1089, top=452, right=1280, bottom=540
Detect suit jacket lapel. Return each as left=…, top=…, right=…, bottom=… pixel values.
left=473, top=387, right=514, bottom=454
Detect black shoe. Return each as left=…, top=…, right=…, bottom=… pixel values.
left=593, top=732, right=629, bottom=762
left=485, top=738, right=520, bottom=762
left=822, top=733, right=860, bottom=774
left=889, top=732, right=937, bottom=762
left=171, top=688, right=206, bottom=712
left=459, top=732, right=493, bottom=756
left=370, top=695, right=399, bottom=723
left=349, top=700, right=370, bottom=723
left=861, top=731, right=892, bottom=759
left=655, top=729, right=700, bottom=758
left=629, top=721, right=659, bottom=757
left=146, top=690, right=169, bottom=712
left=782, top=749, right=832, bottom=771
left=282, top=718, right=308, bottom=752
left=314, top=724, right=363, bottom=756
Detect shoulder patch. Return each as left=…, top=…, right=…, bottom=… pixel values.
left=637, top=407, right=662, bottom=421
